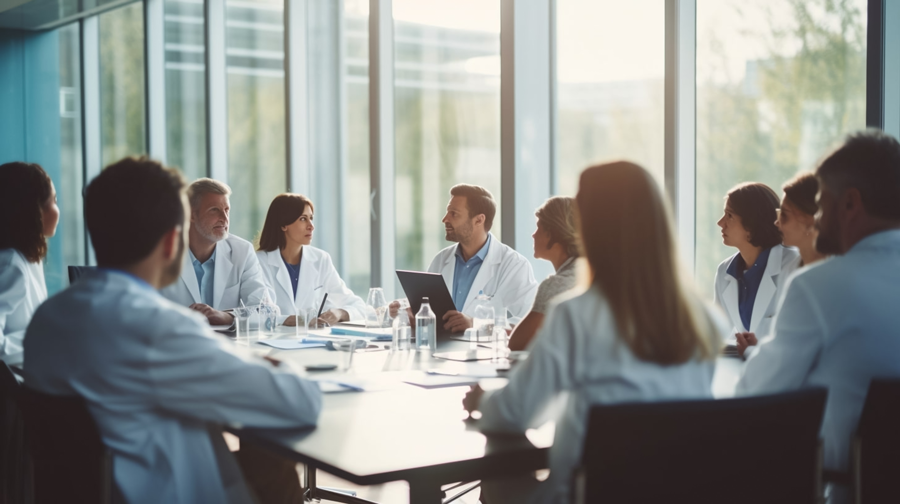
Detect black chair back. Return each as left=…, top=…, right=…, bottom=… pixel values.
left=67, top=265, right=97, bottom=285
left=0, top=363, right=28, bottom=504
left=855, top=378, right=900, bottom=503
left=576, top=388, right=828, bottom=504
left=17, top=387, right=113, bottom=504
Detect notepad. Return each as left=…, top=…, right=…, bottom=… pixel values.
left=402, top=371, right=482, bottom=389
left=257, top=340, right=327, bottom=350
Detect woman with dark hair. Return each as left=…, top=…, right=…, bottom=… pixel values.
left=0, top=162, right=59, bottom=365
left=255, top=193, right=365, bottom=326
left=463, top=162, right=727, bottom=503
left=714, top=182, right=799, bottom=355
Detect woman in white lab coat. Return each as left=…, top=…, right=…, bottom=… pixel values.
left=463, top=161, right=727, bottom=504
left=713, top=182, right=799, bottom=354
left=737, top=172, right=827, bottom=356
left=0, top=162, right=59, bottom=365
left=256, top=193, right=365, bottom=326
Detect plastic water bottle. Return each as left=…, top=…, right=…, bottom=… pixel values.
left=258, top=292, right=278, bottom=334
left=415, top=297, right=437, bottom=354
left=492, top=326, right=509, bottom=362
left=392, top=308, right=411, bottom=352
left=472, top=291, right=495, bottom=342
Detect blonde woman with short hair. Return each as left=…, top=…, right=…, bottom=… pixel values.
left=507, top=196, right=580, bottom=351
left=464, top=161, right=727, bottom=504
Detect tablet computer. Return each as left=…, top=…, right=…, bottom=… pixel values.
left=395, top=270, right=458, bottom=338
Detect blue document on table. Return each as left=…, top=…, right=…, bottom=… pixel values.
left=257, top=340, right=328, bottom=350
left=328, top=327, right=392, bottom=341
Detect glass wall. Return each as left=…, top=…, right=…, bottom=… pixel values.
left=392, top=0, right=502, bottom=284
left=695, top=0, right=867, bottom=296
left=343, top=0, right=371, bottom=294
left=99, top=2, right=146, bottom=167
left=556, top=0, right=665, bottom=196
left=46, top=23, right=85, bottom=293
left=225, top=0, right=286, bottom=244
left=165, top=0, right=207, bottom=180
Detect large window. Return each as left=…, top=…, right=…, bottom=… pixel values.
left=556, top=0, right=665, bottom=196
left=46, top=23, right=85, bottom=294
left=99, top=2, right=146, bottom=167
left=392, top=0, right=501, bottom=285
left=225, top=0, right=286, bottom=243
left=695, top=0, right=867, bottom=295
left=165, top=0, right=207, bottom=180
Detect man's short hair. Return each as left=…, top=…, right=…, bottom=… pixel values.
left=86, top=157, right=186, bottom=268
left=726, top=182, right=783, bottom=249
left=188, top=178, right=232, bottom=211
left=450, top=184, right=497, bottom=231
left=816, top=129, right=900, bottom=220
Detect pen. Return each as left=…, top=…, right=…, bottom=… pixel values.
left=317, top=293, right=329, bottom=319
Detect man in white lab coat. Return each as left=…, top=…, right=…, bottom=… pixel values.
left=160, top=178, right=274, bottom=325
left=392, top=184, right=538, bottom=332
left=737, top=130, right=900, bottom=503
left=24, top=157, right=321, bottom=504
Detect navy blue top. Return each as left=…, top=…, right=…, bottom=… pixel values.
left=282, top=257, right=301, bottom=298
left=726, top=247, right=772, bottom=331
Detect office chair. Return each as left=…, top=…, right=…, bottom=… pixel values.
left=851, top=378, right=900, bottom=503
left=67, top=265, right=97, bottom=285
left=17, top=387, right=115, bottom=504
left=574, top=388, right=828, bottom=504
left=0, top=363, right=28, bottom=504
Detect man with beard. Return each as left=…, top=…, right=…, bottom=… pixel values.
left=736, top=130, right=900, bottom=503
left=23, top=157, right=321, bottom=504
left=393, top=184, right=538, bottom=333
left=160, top=178, right=273, bottom=325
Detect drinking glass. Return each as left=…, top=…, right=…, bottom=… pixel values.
left=333, top=339, right=359, bottom=371
left=366, top=287, right=387, bottom=328
left=234, top=307, right=253, bottom=346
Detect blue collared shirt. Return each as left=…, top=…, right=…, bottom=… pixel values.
left=451, top=235, right=491, bottom=312
left=726, top=246, right=772, bottom=331
left=189, top=248, right=216, bottom=306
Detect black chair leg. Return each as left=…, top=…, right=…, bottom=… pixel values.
left=303, top=465, right=380, bottom=504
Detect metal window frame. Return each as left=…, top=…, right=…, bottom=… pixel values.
left=664, top=0, right=697, bottom=273
left=206, top=0, right=228, bottom=181
left=870, top=0, right=900, bottom=138
left=500, top=0, right=554, bottom=280
left=81, top=15, right=101, bottom=265
left=368, top=0, right=396, bottom=298
left=285, top=0, right=310, bottom=194
left=145, top=0, right=167, bottom=163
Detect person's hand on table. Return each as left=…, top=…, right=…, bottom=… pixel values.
left=320, top=308, right=348, bottom=326
left=281, top=315, right=333, bottom=328
left=389, top=300, right=401, bottom=319
left=463, top=385, right=485, bottom=414
left=190, top=303, right=234, bottom=326
left=735, top=332, right=758, bottom=357
left=442, top=310, right=473, bottom=333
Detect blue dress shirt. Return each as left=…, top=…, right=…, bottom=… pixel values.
left=282, top=256, right=301, bottom=299
left=189, top=248, right=216, bottom=306
left=451, top=235, right=491, bottom=312
left=726, top=246, right=771, bottom=331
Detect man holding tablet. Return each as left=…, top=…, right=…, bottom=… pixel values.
left=392, top=184, right=538, bottom=333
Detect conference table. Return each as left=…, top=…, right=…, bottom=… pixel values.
left=226, top=326, right=745, bottom=504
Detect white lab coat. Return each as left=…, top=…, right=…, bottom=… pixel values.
left=427, top=233, right=538, bottom=319
left=713, top=244, right=799, bottom=338
left=23, top=269, right=322, bottom=504
left=256, top=247, right=366, bottom=324
left=478, top=285, right=728, bottom=504
left=160, top=234, right=274, bottom=311
left=0, top=248, right=47, bottom=365
left=737, top=230, right=900, bottom=481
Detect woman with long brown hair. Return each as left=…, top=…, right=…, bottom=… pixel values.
left=463, top=161, right=726, bottom=503
left=0, top=162, right=60, bottom=365
left=255, top=193, right=365, bottom=326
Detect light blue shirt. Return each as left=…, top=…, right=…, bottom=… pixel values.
left=451, top=235, right=491, bottom=312
left=190, top=248, right=216, bottom=306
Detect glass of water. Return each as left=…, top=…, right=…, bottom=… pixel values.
left=234, top=307, right=253, bottom=346
left=366, top=287, right=387, bottom=328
